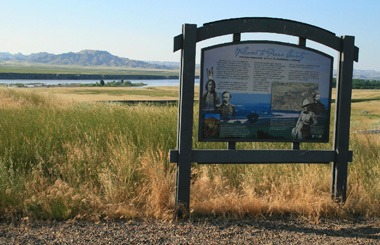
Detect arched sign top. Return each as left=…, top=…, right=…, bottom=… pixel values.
left=173, top=17, right=358, bottom=61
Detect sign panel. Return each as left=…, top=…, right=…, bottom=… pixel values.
left=199, top=41, right=333, bottom=142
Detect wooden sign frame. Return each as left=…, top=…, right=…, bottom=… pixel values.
left=170, top=17, right=359, bottom=218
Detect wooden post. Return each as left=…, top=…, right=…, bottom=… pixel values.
left=298, top=37, right=306, bottom=47
left=331, top=36, right=355, bottom=202
left=174, top=24, right=197, bottom=218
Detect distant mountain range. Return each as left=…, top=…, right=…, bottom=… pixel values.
left=0, top=50, right=178, bottom=70
left=0, top=50, right=379, bottom=80
left=350, top=70, right=380, bottom=80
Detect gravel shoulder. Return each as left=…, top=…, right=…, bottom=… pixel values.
left=1, top=217, right=379, bottom=244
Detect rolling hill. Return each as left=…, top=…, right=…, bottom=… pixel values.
left=0, top=50, right=178, bottom=69
left=0, top=50, right=379, bottom=80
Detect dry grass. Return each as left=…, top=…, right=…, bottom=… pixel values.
left=351, top=100, right=380, bottom=130
left=0, top=87, right=70, bottom=108
left=331, top=88, right=379, bottom=100
left=0, top=87, right=379, bottom=221
left=350, top=89, right=380, bottom=100
left=27, top=86, right=181, bottom=102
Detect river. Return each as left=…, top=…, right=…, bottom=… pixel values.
left=0, top=79, right=200, bottom=87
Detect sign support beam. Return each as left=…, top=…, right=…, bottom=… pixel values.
left=331, top=36, right=356, bottom=202
left=174, top=24, right=197, bottom=219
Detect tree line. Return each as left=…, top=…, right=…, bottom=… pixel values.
left=87, top=79, right=147, bottom=87
left=332, top=78, right=380, bottom=89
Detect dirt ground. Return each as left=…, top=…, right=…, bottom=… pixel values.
left=1, top=217, right=379, bottom=244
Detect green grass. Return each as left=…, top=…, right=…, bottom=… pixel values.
left=0, top=88, right=379, bottom=221
left=0, top=62, right=179, bottom=76
left=70, top=87, right=178, bottom=97
left=0, top=89, right=177, bottom=219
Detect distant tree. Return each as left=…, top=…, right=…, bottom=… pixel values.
left=332, top=78, right=380, bottom=89
left=81, top=80, right=146, bottom=87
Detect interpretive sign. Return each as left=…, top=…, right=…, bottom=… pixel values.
left=199, top=41, right=333, bottom=142
left=171, top=18, right=358, bottom=218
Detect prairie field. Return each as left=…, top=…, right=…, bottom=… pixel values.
left=0, top=87, right=379, bottom=221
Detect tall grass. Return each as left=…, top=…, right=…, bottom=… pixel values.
left=0, top=88, right=177, bottom=220
left=0, top=88, right=379, bottom=221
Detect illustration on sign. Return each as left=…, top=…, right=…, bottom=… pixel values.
left=199, top=41, right=333, bottom=142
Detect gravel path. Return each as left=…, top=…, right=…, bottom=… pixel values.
left=1, top=217, right=379, bottom=244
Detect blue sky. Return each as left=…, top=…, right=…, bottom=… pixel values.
left=1, top=0, right=379, bottom=71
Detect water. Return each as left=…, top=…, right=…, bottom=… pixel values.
left=0, top=79, right=200, bottom=87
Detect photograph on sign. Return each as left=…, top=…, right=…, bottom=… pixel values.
left=199, top=41, right=333, bottom=142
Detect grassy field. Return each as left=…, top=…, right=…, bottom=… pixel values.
left=0, top=87, right=379, bottom=221
left=0, top=62, right=179, bottom=77
left=25, top=86, right=182, bottom=102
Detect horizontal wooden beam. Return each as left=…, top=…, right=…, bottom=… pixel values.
left=170, top=149, right=352, bottom=164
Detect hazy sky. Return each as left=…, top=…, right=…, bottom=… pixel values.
left=1, top=0, right=379, bottom=71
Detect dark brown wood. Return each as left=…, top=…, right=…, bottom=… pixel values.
left=174, top=24, right=197, bottom=219
left=174, top=17, right=358, bottom=60
left=233, top=33, right=241, bottom=42
left=298, top=37, right=306, bottom=47
left=170, top=149, right=352, bottom=164
left=331, top=36, right=356, bottom=202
